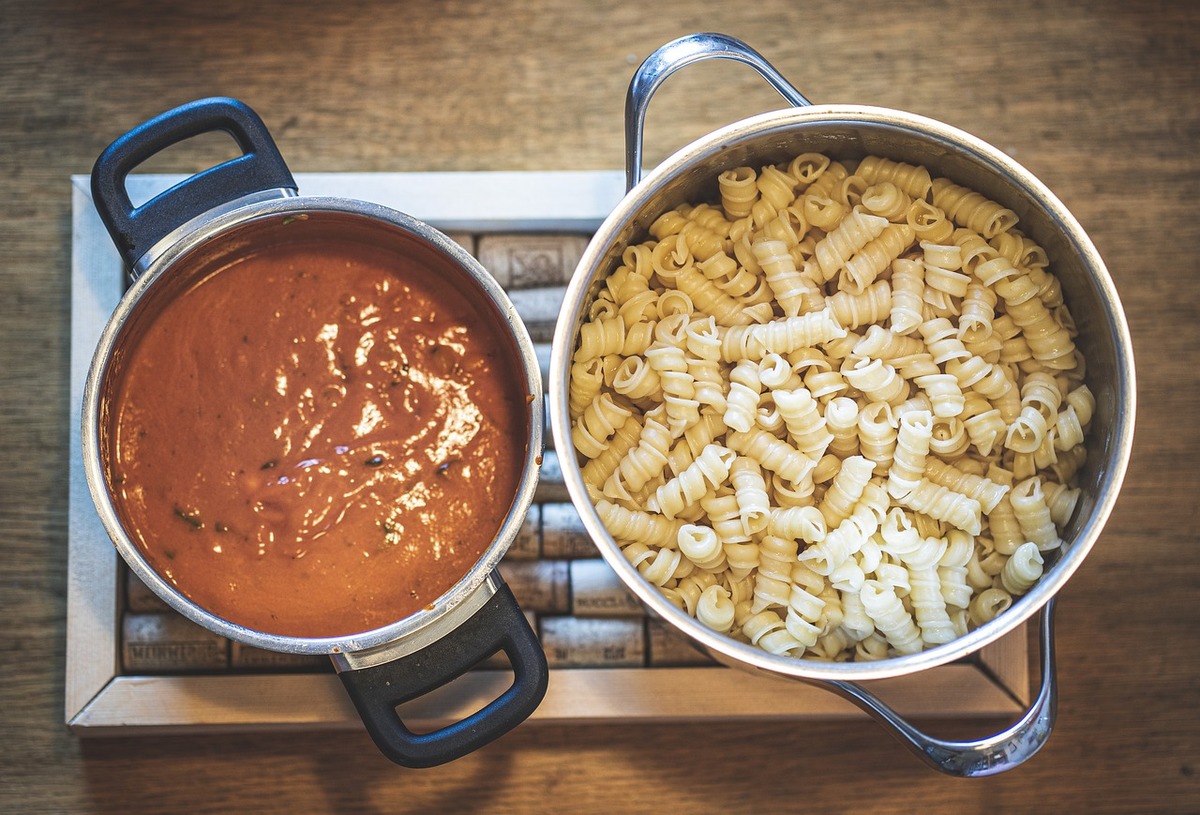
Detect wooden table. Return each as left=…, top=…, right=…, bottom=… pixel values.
left=3, top=1, right=1196, bottom=811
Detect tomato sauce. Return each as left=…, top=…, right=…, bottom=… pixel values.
left=105, top=225, right=529, bottom=638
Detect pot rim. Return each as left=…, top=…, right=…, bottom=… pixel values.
left=549, top=103, right=1136, bottom=681
left=82, top=194, right=545, bottom=656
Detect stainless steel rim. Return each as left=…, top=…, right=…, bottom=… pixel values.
left=83, top=195, right=545, bottom=656
left=550, top=103, right=1136, bottom=682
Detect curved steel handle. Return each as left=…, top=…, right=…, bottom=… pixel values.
left=624, top=32, right=813, bottom=191
left=827, top=598, right=1058, bottom=777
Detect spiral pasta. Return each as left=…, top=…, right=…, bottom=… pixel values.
left=799, top=481, right=887, bottom=577
left=572, top=150, right=1091, bottom=663
left=843, top=356, right=911, bottom=406
left=889, top=257, right=926, bottom=335
left=1009, top=476, right=1064, bottom=551
left=856, top=156, right=934, bottom=201
left=931, top=176, right=1018, bottom=238
left=801, top=194, right=846, bottom=232
left=672, top=263, right=759, bottom=327
left=773, top=387, right=834, bottom=458
left=860, top=181, right=914, bottom=222
left=741, top=608, right=806, bottom=656
left=596, top=500, right=686, bottom=548
left=810, top=209, right=889, bottom=282
left=697, top=252, right=755, bottom=301
left=924, top=458, right=1010, bottom=513
left=909, top=567, right=957, bottom=645
left=718, top=166, right=759, bottom=219
left=612, top=355, right=662, bottom=404
left=571, top=392, right=633, bottom=459
left=751, top=534, right=800, bottom=613
left=824, top=396, right=861, bottom=458
left=670, top=571, right=717, bottom=617
left=888, top=410, right=933, bottom=497
left=717, top=308, right=847, bottom=360
left=723, top=358, right=763, bottom=433
left=568, top=357, right=607, bottom=420
left=854, top=324, right=925, bottom=361
left=1001, top=541, right=1045, bottom=595
left=727, top=427, right=815, bottom=485
left=645, top=341, right=700, bottom=436
left=968, top=587, right=1014, bottom=627
left=753, top=238, right=822, bottom=317
left=696, top=584, right=736, bottom=633
left=891, top=478, right=983, bottom=536
left=861, top=580, right=924, bottom=655
left=907, top=199, right=956, bottom=245
left=817, top=455, right=877, bottom=529
left=768, top=475, right=811, bottom=515
left=939, top=529, right=974, bottom=610
left=839, top=223, right=915, bottom=295
left=603, top=406, right=672, bottom=501
left=959, top=280, right=998, bottom=342
left=826, top=280, right=893, bottom=331
left=582, top=412, right=643, bottom=492
left=768, top=505, right=827, bottom=543
left=649, top=443, right=736, bottom=519
left=625, top=542, right=683, bottom=588
left=730, top=455, right=771, bottom=536
left=678, top=523, right=727, bottom=572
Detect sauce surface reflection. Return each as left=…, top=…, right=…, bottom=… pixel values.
left=107, top=232, right=528, bottom=637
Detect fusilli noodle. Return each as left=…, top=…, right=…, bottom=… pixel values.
left=571, top=150, right=1090, bottom=664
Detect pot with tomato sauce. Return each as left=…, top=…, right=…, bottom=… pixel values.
left=82, top=98, right=548, bottom=768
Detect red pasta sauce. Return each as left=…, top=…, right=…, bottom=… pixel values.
left=104, top=222, right=529, bottom=638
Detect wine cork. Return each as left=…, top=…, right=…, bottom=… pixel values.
left=498, top=560, right=570, bottom=614
left=534, top=449, right=569, bottom=504
left=445, top=232, right=476, bottom=256
left=506, top=286, right=567, bottom=342
left=124, top=568, right=171, bottom=613
left=647, top=619, right=717, bottom=667
left=477, top=233, right=589, bottom=289
left=541, top=502, right=598, bottom=559
left=569, top=559, right=644, bottom=617
left=540, top=616, right=646, bottom=669
left=122, top=613, right=229, bottom=673
left=230, top=643, right=328, bottom=671
left=503, top=504, right=542, bottom=561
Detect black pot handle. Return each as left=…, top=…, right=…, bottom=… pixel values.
left=90, top=96, right=297, bottom=270
left=337, top=579, right=549, bottom=768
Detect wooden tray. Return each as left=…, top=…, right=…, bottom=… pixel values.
left=66, top=171, right=1029, bottom=736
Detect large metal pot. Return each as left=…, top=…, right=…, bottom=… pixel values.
left=549, top=33, right=1135, bottom=776
left=82, top=98, right=548, bottom=768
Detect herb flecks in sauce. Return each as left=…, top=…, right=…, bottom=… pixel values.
left=106, top=231, right=526, bottom=638
left=173, top=506, right=204, bottom=530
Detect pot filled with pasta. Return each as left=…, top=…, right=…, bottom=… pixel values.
left=83, top=97, right=548, bottom=768
left=548, top=33, right=1135, bottom=776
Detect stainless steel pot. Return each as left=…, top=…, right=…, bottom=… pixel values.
left=82, top=97, right=548, bottom=768
left=549, top=33, right=1136, bottom=776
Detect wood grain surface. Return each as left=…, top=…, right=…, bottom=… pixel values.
left=2, top=0, right=1196, bottom=812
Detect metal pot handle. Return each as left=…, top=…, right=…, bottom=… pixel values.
left=91, top=96, right=297, bottom=272
left=825, top=598, right=1058, bottom=777
left=624, top=32, right=1060, bottom=777
left=625, top=32, right=812, bottom=190
left=335, top=576, right=549, bottom=769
